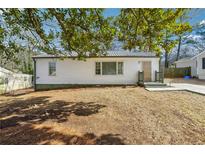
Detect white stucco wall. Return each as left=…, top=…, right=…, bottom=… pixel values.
left=35, top=57, right=159, bottom=85
left=196, top=52, right=205, bottom=79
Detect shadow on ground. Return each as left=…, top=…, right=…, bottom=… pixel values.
left=2, top=88, right=35, bottom=97
left=0, top=96, right=124, bottom=144
left=0, top=124, right=124, bottom=145
left=0, top=96, right=106, bottom=128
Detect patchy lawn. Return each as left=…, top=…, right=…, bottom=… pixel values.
left=0, top=87, right=205, bottom=145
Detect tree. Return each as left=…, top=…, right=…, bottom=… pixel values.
left=0, top=8, right=116, bottom=73
left=160, top=28, right=178, bottom=68
left=0, top=9, right=116, bottom=60
left=175, top=9, right=192, bottom=61
left=160, top=9, right=192, bottom=68
left=185, top=21, right=205, bottom=52
left=115, top=8, right=192, bottom=68
left=0, top=13, right=36, bottom=73
left=115, top=9, right=184, bottom=54
left=0, top=8, right=194, bottom=71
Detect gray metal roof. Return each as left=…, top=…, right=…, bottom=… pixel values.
left=32, top=50, right=157, bottom=58
left=174, top=57, right=192, bottom=63
left=105, top=50, right=156, bottom=57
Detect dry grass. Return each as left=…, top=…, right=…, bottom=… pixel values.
left=0, top=86, right=205, bottom=144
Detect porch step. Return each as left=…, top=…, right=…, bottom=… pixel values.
left=145, top=85, right=170, bottom=88
left=143, top=82, right=167, bottom=88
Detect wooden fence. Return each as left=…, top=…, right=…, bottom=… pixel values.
left=163, top=67, right=191, bottom=78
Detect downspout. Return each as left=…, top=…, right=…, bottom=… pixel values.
left=159, top=53, right=164, bottom=83
left=33, top=58, right=36, bottom=91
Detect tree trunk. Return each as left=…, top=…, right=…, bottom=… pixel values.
left=165, top=50, right=169, bottom=68
left=176, top=36, right=182, bottom=61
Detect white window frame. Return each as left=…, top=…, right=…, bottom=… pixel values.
left=95, top=62, right=101, bottom=75
left=117, top=62, right=124, bottom=75
left=95, top=61, right=124, bottom=75
left=48, top=62, right=56, bottom=76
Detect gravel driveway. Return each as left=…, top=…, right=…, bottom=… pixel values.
left=0, top=87, right=205, bottom=144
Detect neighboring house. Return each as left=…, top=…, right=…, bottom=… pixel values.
left=174, top=57, right=197, bottom=77
left=0, top=66, right=32, bottom=94
left=174, top=51, right=205, bottom=79
left=32, top=51, right=160, bottom=90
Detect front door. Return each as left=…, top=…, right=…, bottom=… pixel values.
left=142, top=61, right=152, bottom=82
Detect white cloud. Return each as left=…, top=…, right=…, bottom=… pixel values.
left=185, top=34, right=202, bottom=41
left=199, top=20, right=205, bottom=26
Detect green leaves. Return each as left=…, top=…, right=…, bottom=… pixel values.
left=116, top=9, right=162, bottom=51
left=174, top=22, right=192, bottom=35
left=0, top=8, right=193, bottom=61
left=1, top=9, right=116, bottom=59
left=116, top=8, right=192, bottom=56
left=46, top=8, right=116, bottom=58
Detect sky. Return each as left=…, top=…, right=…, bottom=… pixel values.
left=103, top=8, right=205, bottom=25
left=103, top=8, right=120, bottom=17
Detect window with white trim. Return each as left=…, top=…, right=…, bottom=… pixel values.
left=95, top=62, right=123, bottom=75
left=49, top=62, right=56, bottom=76
left=95, top=62, right=101, bottom=75
left=102, top=62, right=116, bottom=75
left=118, top=62, right=123, bottom=74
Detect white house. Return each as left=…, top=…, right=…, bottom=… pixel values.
left=174, top=51, right=205, bottom=79
left=33, top=51, right=160, bottom=90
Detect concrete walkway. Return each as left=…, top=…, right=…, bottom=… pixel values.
left=172, top=83, right=205, bottom=95
left=146, top=83, right=205, bottom=95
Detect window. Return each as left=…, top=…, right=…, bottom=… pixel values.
left=95, top=62, right=101, bottom=75
left=202, top=58, right=205, bottom=69
left=95, top=62, right=123, bottom=75
left=118, top=62, right=123, bottom=74
left=102, top=62, right=117, bottom=75
left=49, top=62, right=56, bottom=76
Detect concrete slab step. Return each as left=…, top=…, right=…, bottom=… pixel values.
left=143, top=82, right=167, bottom=88
left=145, top=85, right=171, bottom=88
left=145, top=87, right=185, bottom=91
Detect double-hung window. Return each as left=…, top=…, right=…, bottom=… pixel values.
left=95, top=62, right=101, bottom=75
left=95, top=62, right=123, bottom=75
left=49, top=62, right=56, bottom=76
left=118, top=62, right=123, bottom=75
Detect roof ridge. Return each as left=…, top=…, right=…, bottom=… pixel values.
left=32, top=50, right=157, bottom=58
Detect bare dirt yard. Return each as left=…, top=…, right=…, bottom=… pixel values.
left=0, top=86, right=205, bottom=145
